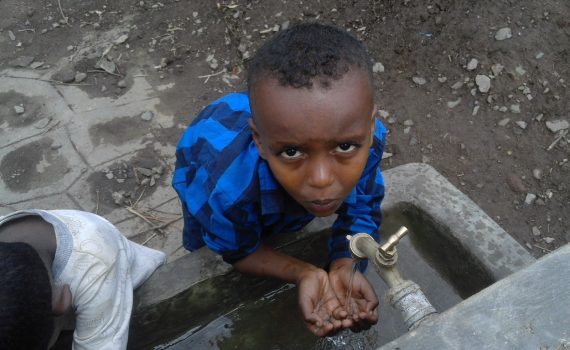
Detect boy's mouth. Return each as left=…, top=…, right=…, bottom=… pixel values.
left=306, top=199, right=340, bottom=215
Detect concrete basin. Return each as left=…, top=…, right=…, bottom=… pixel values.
left=124, top=163, right=535, bottom=349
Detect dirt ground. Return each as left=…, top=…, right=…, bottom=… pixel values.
left=1, top=0, right=569, bottom=258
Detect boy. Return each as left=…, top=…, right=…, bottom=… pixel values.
left=173, top=22, right=387, bottom=337
left=0, top=209, right=166, bottom=349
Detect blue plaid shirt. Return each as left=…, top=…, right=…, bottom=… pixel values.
left=173, top=92, right=387, bottom=264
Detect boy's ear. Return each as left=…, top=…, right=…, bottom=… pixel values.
left=248, top=118, right=267, bottom=159
left=52, top=284, right=72, bottom=316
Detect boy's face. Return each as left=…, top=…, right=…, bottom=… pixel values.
left=249, top=68, right=376, bottom=217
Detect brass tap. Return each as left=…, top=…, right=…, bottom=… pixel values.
left=377, top=226, right=408, bottom=266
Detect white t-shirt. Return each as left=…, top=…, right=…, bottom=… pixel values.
left=0, top=209, right=166, bottom=350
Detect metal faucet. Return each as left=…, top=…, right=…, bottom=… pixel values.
left=346, top=227, right=437, bottom=330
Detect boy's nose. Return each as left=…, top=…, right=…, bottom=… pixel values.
left=307, top=158, right=335, bottom=189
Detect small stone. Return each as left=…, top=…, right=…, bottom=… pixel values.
left=52, top=67, right=76, bottom=83
left=412, top=76, right=427, bottom=85
left=67, top=45, right=74, bottom=51
left=525, top=242, right=532, bottom=250
left=111, top=191, right=124, bottom=205
left=409, top=136, right=418, bottom=146
left=101, top=85, right=107, bottom=92
left=516, top=121, right=527, bottom=129
left=30, top=61, right=44, bottom=69
left=114, top=34, right=129, bottom=44
left=387, top=117, right=397, bottom=124
left=515, top=66, right=527, bottom=76
left=507, top=174, right=527, bottom=193
left=466, top=58, right=478, bottom=71
left=535, top=52, right=544, bottom=59
left=491, top=63, right=504, bottom=76
left=499, top=106, right=508, bottom=113
left=152, top=166, right=164, bottom=175
left=105, top=172, right=114, bottom=180
left=510, top=104, right=521, bottom=114
left=543, top=237, right=555, bottom=244
left=14, top=105, right=25, bottom=114
left=495, top=27, right=512, bottom=41
left=378, top=110, right=390, bottom=118
left=140, top=111, right=154, bottom=121
left=472, top=105, right=480, bottom=116
left=403, top=119, right=415, bottom=126
left=535, top=113, right=544, bottom=122
left=149, top=176, right=156, bottom=187
left=531, top=226, right=541, bottom=236
left=74, top=72, right=87, bottom=83
left=438, top=76, right=447, bottom=83
left=281, top=20, right=290, bottom=31
left=96, top=57, right=117, bottom=74
left=447, top=98, right=462, bottom=108
left=532, top=168, right=543, bottom=180
left=8, top=30, right=16, bottom=41
left=136, top=167, right=153, bottom=177
left=403, top=127, right=411, bottom=134
left=545, top=119, right=569, bottom=133
left=451, top=81, right=463, bottom=90
left=524, top=193, right=537, bottom=205
left=372, top=62, right=385, bottom=73
left=475, top=75, right=491, bottom=93
left=117, top=79, right=127, bottom=88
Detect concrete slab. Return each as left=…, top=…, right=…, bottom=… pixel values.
left=379, top=244, right=570, bottom=350
left=0, top=70, right=74, bottom=148
left=66, top=149, right=174, bottom=222
left=0, top=127, right=88, bottom=204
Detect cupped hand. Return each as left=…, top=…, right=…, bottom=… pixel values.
left=297, top=267, right=348, bottom=337
left=328, top=258, right=379, bottom=332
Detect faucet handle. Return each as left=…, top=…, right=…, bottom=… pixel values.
left=380, top=226, right=409, bottom=254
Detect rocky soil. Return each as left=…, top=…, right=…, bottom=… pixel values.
left=1, top=0, right=569, bottom=257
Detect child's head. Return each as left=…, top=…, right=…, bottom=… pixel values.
left=248, top=22, right=377, bottom=217
left=0, top=242, right=54, bottom=350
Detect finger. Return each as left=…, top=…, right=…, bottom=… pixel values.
left=312, top=322, right=334, bottom=337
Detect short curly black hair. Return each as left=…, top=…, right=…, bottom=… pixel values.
left=0, top=242, right=53, bottom=350
left=247, top=22, right=373, bottom=90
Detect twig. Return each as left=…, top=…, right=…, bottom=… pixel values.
left=533, top=244, right=552, bottom=253
left=3, top=75, right=91, bottom=86
left=198, top=69, right=226, bottom=83
left=125, top=206, right=167, bottom=236
left=87, top=69, right=124, bottom=78
left=132, top=186, right=147, bottom=208
left=41, top=120, right=61, bottom=134
left=142, top=232, right=159, bottom=246
left=139, top=216, right=182, bottom=245
left=95, top=190, right=100, bottom=214
left=546, top=130, right=568, bottom=151
left=57, top=0, right=70, bottom=26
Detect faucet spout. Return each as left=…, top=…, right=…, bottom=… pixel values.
left=346, top=227, right=437, bottom=330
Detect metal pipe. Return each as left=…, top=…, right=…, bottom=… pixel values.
left=346, top=228, right=437, bottom=330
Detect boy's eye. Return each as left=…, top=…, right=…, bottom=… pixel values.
left=335, top=143, right=357, bottom=153
left=280, top=147, right=303, bottom=160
